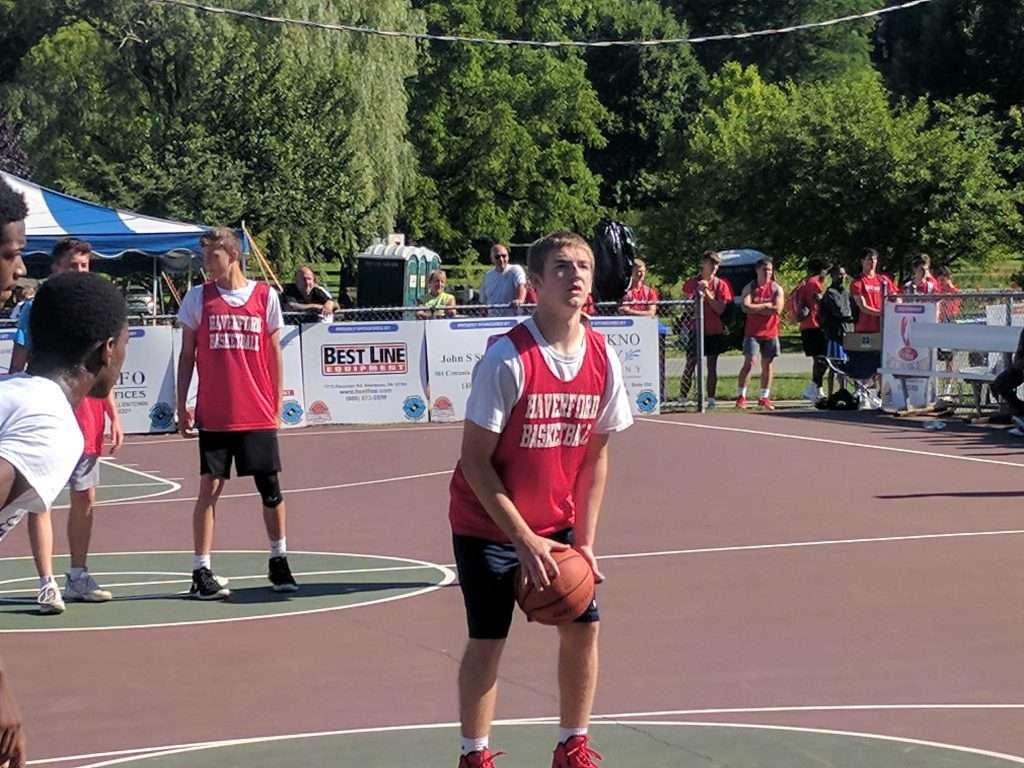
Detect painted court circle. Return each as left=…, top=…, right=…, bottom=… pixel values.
left=0, top=550, right=454, bottom=632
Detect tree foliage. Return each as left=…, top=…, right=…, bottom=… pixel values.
left=642, top=64, right=1024, bottom=280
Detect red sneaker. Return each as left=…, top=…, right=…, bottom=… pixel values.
left=735, top=396, right=748, bottom=409
left=552, top=735, right=603, bottom=768
left=757, top=397, right=775, bottom=410
left=459, top=749, right=504, bottom=768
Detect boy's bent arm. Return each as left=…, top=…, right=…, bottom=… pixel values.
left=459, top=421, right=568, bottom=587
left=573, top=433, right=610, bottom=582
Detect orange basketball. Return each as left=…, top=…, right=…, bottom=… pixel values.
left=515, top=548, right=595, bottom=625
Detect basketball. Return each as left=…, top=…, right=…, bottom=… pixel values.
left=515, top=548, right=595, bottom=625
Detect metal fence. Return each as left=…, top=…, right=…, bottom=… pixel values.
left=883, top=290, right=1024, bottom=414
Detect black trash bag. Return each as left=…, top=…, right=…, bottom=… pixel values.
left=592, top=219, right=637, bottom=303
left=816, top=388, right=858, bottom=411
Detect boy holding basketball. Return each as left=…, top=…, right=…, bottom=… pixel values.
left=449, top=231, right=633, bottom=768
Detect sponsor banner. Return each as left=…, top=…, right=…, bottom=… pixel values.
left=589, top=316, right=661, bottom=416
left=171, top=324, right=307, bottom=431
left=301, top=321, right=428, bottom=425
left=881, top=302, right=937, bottom=410
left=0, top=328, right=14, bottom=374
left=424, top=317, right=523, bottom=422
left=115, top=325, right=176, bottom=433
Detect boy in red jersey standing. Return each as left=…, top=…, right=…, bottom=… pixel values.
left=176, top=228, right=297, bottom=599
left=736, top=257, right=785, bottom=409
left=449, top=231, right=633, bottom=768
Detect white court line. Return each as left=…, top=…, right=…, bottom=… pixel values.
left=52, top=461, right=182, bottom=510
left=124, top=425, right=462, bottom=447
left=35, top=707, right=1024, bottom=767
left=86, top=469, right=453, bottom=509
left=639, top=417, right=1024, bottom=469
left=0, top=550, right=456, bottom=633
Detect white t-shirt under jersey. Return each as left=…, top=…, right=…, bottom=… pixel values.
left=177, top=280, right=285, bottom=333
left=0, top=375, right=84, bottom=542
left=465, top=317, right=634, bottom=434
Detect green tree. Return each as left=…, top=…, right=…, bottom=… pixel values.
left=403, top=0, right=608, bottom=261
left=2, top=0, right=419, bottom=266
left=642, top=64, right=1024, bottom=280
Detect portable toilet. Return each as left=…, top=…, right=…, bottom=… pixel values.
left=356, top=244, right=441, bottom=307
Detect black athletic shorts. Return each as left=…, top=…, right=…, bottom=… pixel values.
left=198, top=430, right=281, bottom=478
left=800, top=328, right=828, bottom=358
left=452, top=528, right=600, bottom=640
left=702, top=334, right=727, bottom=357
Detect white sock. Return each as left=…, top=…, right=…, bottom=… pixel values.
left=271, top=538, right=287, bottom=557
left=738, top=387, right=747, bottom=398
left=39, top=575, right=56, bottom=589
left=68, top=567, right=86, bottom=580
left=193, top=554, right=211, bottom=571
left=760, top=388, right=770, bottom=399
left=559, top=727, right=587, bottom=744
left=461, top=736, right=489, bottom=755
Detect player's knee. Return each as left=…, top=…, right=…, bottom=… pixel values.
left=254, top=473, right=283, bottom=508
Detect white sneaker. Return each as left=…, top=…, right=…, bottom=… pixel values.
left=801, top=383, right=819, bottom=401
left=707, top=398, right=717, bottom=411
left=37, top=583, right=66, bottom=615
left=64, top=571, right=113, bottom=603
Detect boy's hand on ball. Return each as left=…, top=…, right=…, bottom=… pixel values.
left=515, top=534, right=569, bottom=590
left=576, top=545, right=605, bottom=583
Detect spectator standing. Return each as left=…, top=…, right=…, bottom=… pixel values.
left=418, top=269, right=457, bottom=319
left=850, top=248, right=897, bottom=334
left=282, top=266, right=337, bottom=321
left=934, top=265, right=961, bottom=322
left=795, top=260, right=829, bottom=401
left=8, top=238, right=124, bottom=613
left=619, top=260, right=658, bottom=317
left=680, top=250, right=733, bottom=409
left=8, top=282, right=34, bottom=322
left=903, top=254, right=938, bottom=294
left=819, top=265, right=855, bottom=362
left=737, top=257, right=784, bottom=410
left=479, top=243, right=527, bottom=316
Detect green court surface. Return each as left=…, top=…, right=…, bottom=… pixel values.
left=53, top=460, right=179, bottom=508
left=59, top=721, right=1023, bottom=767
left=0, top=551, right=452, bottom=631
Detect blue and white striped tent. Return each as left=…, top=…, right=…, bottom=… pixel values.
left=1, top=171, right=243, bottom=267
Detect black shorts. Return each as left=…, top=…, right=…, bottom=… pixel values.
left=452, top=528, right=600, bottom=640
left=702, top=334, right=727, bottom=357
left=198, top=430, right=281, bottom=478
left=800, top=328, right=827, bottom=358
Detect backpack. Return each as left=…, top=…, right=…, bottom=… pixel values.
left=592, top=219, right=637, bottom=303
left=815, top=387, right=858, bottom=411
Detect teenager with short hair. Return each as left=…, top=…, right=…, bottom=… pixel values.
left=795, top=259, right=829, bottom=401
left=680, top=250, right=733, bottom=409
left=0, top=270, right=129, bottom=766
left=619, top=259, right=658, bottom=317
left=850, top=247, right=897, bottom=334
left=418, top=269, right=457, bottom=318
left=737, top=257, right=785, bottom=410
left=450, top=231, right=633, bottom=768
left=176, top=227, right=297, bottom=599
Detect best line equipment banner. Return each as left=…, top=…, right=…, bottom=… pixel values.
left=589, top=316, right=661, bottom=416
left=424, top=317, right=523, bottom=422
left=301, top=321, right=428, bottom=424
left=114, top=325, right=176, bottom=433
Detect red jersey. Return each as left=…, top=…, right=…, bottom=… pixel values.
left=682, top=276, right=733, bottom=335
left=195, top=281, right=278, bottom=432
left=73, top=397, right=106, bottom=457
left=622, top=284, right=658, bottom=313
left=850, top=273, right=896, bottom=333
left=448, top=323, right=609, bottom=543
left=796, top=276, right=824, bottom=331
left=904, top=275, right=938, bottom=294
left=744, top=281, right=781, bottom=339
left=936, top=277, right=961, bottom=321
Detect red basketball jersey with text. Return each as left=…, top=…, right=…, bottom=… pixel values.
left=449, top=322, right=609, bottom=542
left=195, top=281, right=278, bottom=432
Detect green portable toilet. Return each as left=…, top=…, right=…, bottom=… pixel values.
left=356, top=244, right=442, bottom=307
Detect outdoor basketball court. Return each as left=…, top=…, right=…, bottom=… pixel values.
left=2, top=414, right=1022, bottom=766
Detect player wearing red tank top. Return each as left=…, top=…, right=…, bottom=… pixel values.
left=176, top=228, right=297, bottom=600
left=450, top=232, right=633, bottom=768
left=737, top=257, right=785, bottom=410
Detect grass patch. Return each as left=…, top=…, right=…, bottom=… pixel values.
left=665, top=373, right=811, bottom=403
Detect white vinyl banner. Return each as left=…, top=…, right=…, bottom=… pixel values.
left=424, top=317, right=523, bottom=422
left=171, top=324, right=307, bottom=430
left=301, top=321, right=428, bottom=425
left=114, top=325, right=176, bottom=433
left=881, top=302, right=937, bottom=410
left=589, top=316, right=661, bottom=416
